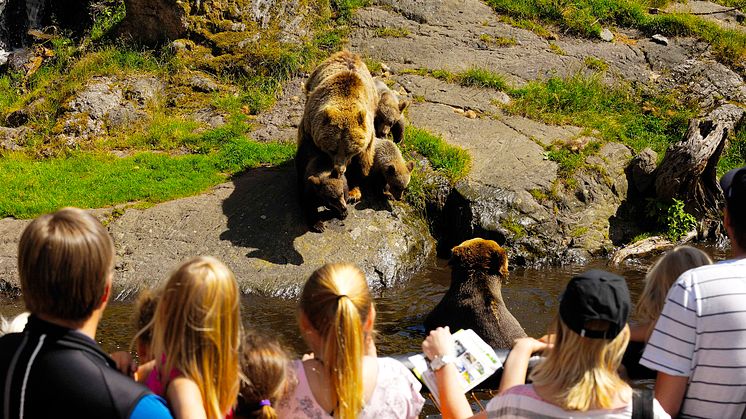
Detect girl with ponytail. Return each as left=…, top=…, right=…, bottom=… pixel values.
left=276, top=263, right=424, bottom=418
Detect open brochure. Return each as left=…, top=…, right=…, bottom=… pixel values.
left=408, top=329, right=502, bottom=406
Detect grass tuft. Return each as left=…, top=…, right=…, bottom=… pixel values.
left=401, top=126, right=471, bottom=183
left=375, top=27, right=410, bottom=38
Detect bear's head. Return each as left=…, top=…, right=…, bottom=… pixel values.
left=308, top=173, right=349, bottom=219
left=323, top=103, right=372, bottom=176
left=375, top=92, right=409, bottom=140
left=384, top=161, right=415, bottom=200
left=448, top=238, right=509, bottom=278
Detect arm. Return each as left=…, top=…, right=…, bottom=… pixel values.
left=422, top=327, right=473, bottom=419
left=110, top=351, right=137, bottom=378
left=654, top=372, right=688, bottom=417
left=499, top=338, right=549, bottom=394
left=166, top=377, right=208, bottom=419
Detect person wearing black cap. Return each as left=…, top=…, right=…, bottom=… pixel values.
left=422, top=269, right=670, bottom=418
left=640, top=166, right=746, bottom=419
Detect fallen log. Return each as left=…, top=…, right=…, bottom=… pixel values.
left=609, top=230, right=697, bottom=266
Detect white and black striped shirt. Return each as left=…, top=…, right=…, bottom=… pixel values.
left=640, top=258, right=746, bottom=419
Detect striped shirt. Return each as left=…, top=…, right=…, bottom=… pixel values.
left=640, top=258, right=746, bottom=418
left=485, top=384, right=669, bottom=418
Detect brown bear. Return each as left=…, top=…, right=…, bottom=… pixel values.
left=371, top=138, right=414, bottom=200
left=374, top=79, right=409, bottom=144
left=296, top=141, right=349, bottom=233
left=298, top=50, right=378, bottom=177
left=424, top=238, right=527, bottom=349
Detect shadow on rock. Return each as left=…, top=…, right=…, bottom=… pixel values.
left=220, top=163, right=306, bottom=265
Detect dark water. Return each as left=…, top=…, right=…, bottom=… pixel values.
left=0, top=245, right=729, bottom=416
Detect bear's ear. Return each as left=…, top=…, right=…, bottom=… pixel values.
left=308, top=175, right=321, bottom=186
left=492, top=245, right=509, bottom=277
left=406, top=161, right=415, bottom=172
left=399, top=98, right=410, bottom=112
left=386, top=164, right=396, bottom=176
left=357, top=110, right=366, bottom=126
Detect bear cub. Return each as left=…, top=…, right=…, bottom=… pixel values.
left=296, top=142, right=349, bottom=233
left=374, top=79, right=409, bottom=144
left=371, top=138, right=414, bottom=200
left=425, top=238, right=526, bottom=349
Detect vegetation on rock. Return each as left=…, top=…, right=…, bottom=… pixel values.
left=484, top=0, right=746, bottom=73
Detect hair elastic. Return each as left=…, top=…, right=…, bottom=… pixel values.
left=259, top=399, right=271, bottom=407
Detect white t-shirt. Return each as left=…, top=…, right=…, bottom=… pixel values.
left=275, top=357, right=424, bottom=418
left=640, top=258, right=746, bottom=418
left=485, top=384, right=670, bottom=418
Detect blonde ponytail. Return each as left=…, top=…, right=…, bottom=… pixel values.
left=257, top=404, right=277, bottom=419
left=301, top=264, right=372, bottom=418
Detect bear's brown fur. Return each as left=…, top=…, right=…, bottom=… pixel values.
left=296, top=141, right=349, bottom=233
left=298, top=51, right=378, bottom=177
left=374, top=79, right=409, bottom=144
left=371, top=138, right=414, bottom=200
left=424, top=238, right=527, bottom=349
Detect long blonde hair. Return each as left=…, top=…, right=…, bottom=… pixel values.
left=151, top=256, right=241, bottom=419
left=300, top=263, right=372, bottom=419
left=529, top=317, right=630, bottom=411
left=636, top=246, right=712, bottom=323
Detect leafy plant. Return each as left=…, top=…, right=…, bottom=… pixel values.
left=645, top=198, right=697, bottom=241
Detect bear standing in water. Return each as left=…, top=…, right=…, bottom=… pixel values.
left=299, top=50, right=378, bottom=177
left=425, top=238, right=526, bottom=349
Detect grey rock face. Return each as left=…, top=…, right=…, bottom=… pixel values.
left=57, top=76, right=164, bottom=144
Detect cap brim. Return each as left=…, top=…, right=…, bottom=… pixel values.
left=720, top=167, right=746, bottom=196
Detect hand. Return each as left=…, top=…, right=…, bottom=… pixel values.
left=110, top=351, right=137, bottom=378
left=302, top=352, right=315, bottom=361
left=422, top=326, right=456, bottom=361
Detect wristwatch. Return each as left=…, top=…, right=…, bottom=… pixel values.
left=429, top=354, right=456, bottom=371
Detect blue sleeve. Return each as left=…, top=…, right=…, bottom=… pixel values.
left=130, top=394, right=173, bottom=419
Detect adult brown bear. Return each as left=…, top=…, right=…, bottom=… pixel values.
left=424, top=238, right=527, bottom=349
left=299, top=50, right=378, bottom=177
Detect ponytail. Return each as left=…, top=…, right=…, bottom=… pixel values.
left=239, top=331, right=291, bottom=419
left=300, top=264, right=373, bottom=419
left=257, top=403, right=277, bottom=419
left=326, top=296, right=364, bottom=418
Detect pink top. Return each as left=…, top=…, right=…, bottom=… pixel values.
left=276, top=357, right=425, bottom=418
left=145, top=366, right=182, bottom=397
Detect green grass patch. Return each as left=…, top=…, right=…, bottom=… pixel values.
left=718, top=126, right=746, bottom=177
left=89, top=0, right=126, bottom=43
left=375, top=27, right=410, bottom=38
left=506, top=73, right=696, bottom=155
left=548, top=43, right=566, bottom=55
left=485, top=0, right=746, bottom=72
left=479, top=34, right=518, bottom=47
left=0, top=139, right=295, bottom=219
left=404, top=67, right=510, bottom=92
left=498, top=16, right=555, bottom=39
left=332, top=0, right=369, bottom=22
left=401, top=126, right=471, bottom=183
left=501, top=216, right=527, bottom=238
left=584, top=56, right=609, bottom=72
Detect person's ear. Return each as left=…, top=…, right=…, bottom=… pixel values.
left=101, top=274, right=112, bottom=305
left=364, top=305, right=376, bottom=332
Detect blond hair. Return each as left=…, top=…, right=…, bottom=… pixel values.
left=18, top=207, right=114, bottom=321
left=529, top=317, right=630, bottom=411
left=151, top=256, right=241, bottom=419
left=239, top=331, right=292, bottom=419
left=300, top=263, right=372, bottom=419
left=636, top=246, right=712, bottom=323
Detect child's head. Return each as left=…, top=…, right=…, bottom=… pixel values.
left=18, top=207, right=114, bottom=323
left=238, top=330, right=291, bottom=419
left=530, top=270, right=631, bottom=411
left=636, top=246, right=712, bottom=324
left=132, top=288, right=159, bottom=362
left=151, top=256, right=241, bottom=419
left=299, top=263, right=373, bottom=418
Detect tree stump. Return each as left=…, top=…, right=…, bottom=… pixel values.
left=654, top=104, right=745, bottom=218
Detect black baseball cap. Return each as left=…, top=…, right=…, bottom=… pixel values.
left=559, top=269, right=630, bottom=340
left=720, top=166, right=746, bottom=208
